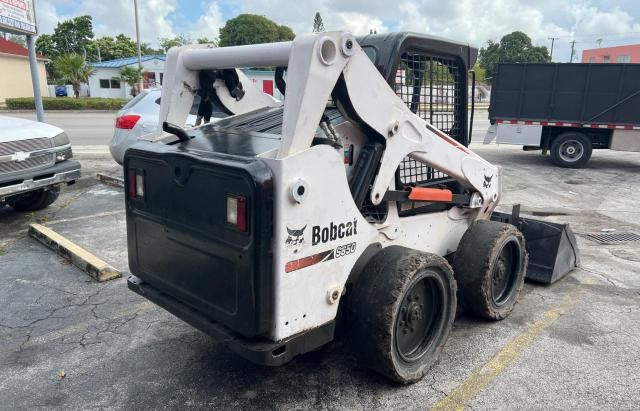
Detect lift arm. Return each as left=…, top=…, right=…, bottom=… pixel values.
left=158, top=32, right=501, bottom=214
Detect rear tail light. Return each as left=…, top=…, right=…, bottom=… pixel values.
left=227, top=195, right=247, bottom=232
left=128, top=169, right=144, bottom=200
left=116, top=115, right=141, bottom=129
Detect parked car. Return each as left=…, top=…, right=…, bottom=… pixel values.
left=0, top=116, right=81, bottom=211
left=109, top=89, right=227, bottom=164
left=54, top=86, right=68, bottom=97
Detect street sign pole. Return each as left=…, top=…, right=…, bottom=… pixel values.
left=134, top=0, right=143, bottom=94
left=27, top=34, right=45, bottom=122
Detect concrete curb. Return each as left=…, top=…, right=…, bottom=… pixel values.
left=96, top=173, right=124, bottom=188
left=28, top=224, right=121, bottom=282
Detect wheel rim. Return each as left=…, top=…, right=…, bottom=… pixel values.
left=491, top=240, right=520, bottom=306
left=394, top=271, right=445, bottom=363
left=558, top=139, right=584, bottom=163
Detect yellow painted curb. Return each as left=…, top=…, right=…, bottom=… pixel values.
left=28, top=223, right=121, bottom=282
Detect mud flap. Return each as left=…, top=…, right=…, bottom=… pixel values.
left=492, top=206, right=580, bottom=285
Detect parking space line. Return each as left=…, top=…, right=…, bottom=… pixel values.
left=45, top=210, right=125, bottom=226
left=432, top=280, right=590, bottom=411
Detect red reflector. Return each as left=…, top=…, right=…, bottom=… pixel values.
left=128, top=169, right=137, bottom=199
left=236, top=196, right=247, bottom=232
left=116, top=115, right=141, bottom=129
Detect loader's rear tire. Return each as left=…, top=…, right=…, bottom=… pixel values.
left=348, top=246, right=457, bottom=384
left=453, top=221, right=527, bottom=321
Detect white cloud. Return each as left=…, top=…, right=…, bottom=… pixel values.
left=191, top=1, right=225, bottom=40
left=34, top=0, right=640, bottom=58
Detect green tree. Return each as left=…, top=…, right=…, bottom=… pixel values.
left=218, top=14, right=295, bottom=47
left=471, top=63, right=486, bottom=83
left=87, top=34, right=138, bottom=62
left=51, top=15, right=94, bottom=56
left=117, top=66, right=145, bottom=97
left=478, top=31, right=551, bottom=81
left=313, top=12, right=325, bottom=32
left=53, top=54, right=95, bottom=98
left=141, top=43, right=163, bottom=55
left=159, top=35, right=191, bottom=52
left=4, top=33, right=26, bottom=47
left=35, top=34, right=56, bottom=57
left=197, top=36, right=217, bottom=45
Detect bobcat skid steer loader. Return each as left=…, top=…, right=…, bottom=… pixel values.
left=124, top=32, right=579, bottom=383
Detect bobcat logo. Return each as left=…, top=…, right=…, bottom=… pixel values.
left=285, top=225, right=306, bottom=247
left=483, top=172, right=493, bottom=188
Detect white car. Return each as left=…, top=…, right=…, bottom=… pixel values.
left=0, top=115, right=80, bottom=211
left=109, top=89, right=226, bottom=164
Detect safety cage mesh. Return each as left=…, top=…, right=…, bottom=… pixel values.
left=393, top=52, right=465, bottom=186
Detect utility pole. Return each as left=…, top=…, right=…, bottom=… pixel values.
left=547, top=37, right=558, bottom=60
left=27, top=34, right=44, bottom=122
left=134, top=0, right=143, bottom=94
left=569, top=40, right=577, bottom=63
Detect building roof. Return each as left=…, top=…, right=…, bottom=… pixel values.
left=0, top=37, right=46, bottom=60
left=91, top=55, right=166, bottom=68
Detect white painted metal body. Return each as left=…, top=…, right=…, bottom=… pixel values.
left=485, top=123, right=640, bottom=153
left=484, top=123, right=543, bottom=145
left=610, top=129, right=640, bottom=152
left=160, top=32, right=502, bottom=341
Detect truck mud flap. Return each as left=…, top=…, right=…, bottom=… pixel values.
left=492, top=207, right=580, bottom=285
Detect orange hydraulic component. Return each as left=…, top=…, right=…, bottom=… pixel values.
left=407, top=187, right=453, bottom=202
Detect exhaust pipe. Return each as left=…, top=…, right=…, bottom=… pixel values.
left=492, top=205, right=580, bottom=285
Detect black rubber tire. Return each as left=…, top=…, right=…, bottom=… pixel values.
left=550, top=132, right=592, bottom=168
left=348, top=246, right=457, bottom=384
left=10, top=186, right=60, bottom=211
left=453, top=220, right=528, bottom=321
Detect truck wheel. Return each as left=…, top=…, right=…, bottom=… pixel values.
left=550, top=132, right=592, bottom=168
left=348, top=246, right=457, bottom=384
left=453, top=221, right=527, bottom=321
left=10, top=186, right=61, bottom=211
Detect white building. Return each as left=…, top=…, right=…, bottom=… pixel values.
left=89, top=55, right=282, bottom=101
left=89, top=55, right=166, bottom=99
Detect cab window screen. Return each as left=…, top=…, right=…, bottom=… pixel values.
left=393, top=51, right=465, bottom=185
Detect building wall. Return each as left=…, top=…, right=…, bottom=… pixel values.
left=89, top=59, right=166, bottom=99
left=581, top=45, right=640, bottom=63
left=0, top=55, right=47, bottom=103
left=243, top=70, right=283, bottom=101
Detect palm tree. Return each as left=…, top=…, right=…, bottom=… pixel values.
left=117, top=66, right=145, bottom=97
left=52, top=54, right=95, bottom=98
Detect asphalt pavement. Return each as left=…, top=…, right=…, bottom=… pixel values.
left=4, top=111, right=117, bottom=154
left=3, top=110, right=493, bottom=150
left=1, top=111, right=639, bottom=409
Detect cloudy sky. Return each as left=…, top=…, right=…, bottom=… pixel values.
left=38, top=0, right=640, bottom=61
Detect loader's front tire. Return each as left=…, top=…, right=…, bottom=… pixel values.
left=453, top=220, right=527, bottom=321
left=348, top=246, right=457, bottom=384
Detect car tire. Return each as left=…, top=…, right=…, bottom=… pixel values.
left=550, top=132, right=592, bottom=168
left=10, top=186, right=60, bottom=211
left=453, top=220, right=528, bottom=321
left=348, top=246, right=457, bottom=384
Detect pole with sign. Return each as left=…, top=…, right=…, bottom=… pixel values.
left=0, top=0, right=44, bottom=121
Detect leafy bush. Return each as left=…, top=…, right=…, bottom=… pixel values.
left=5, top=97, right=127, bottom=110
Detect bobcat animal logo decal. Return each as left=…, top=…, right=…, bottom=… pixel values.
left=285, top=225, right=306, bottom=247
left=483, top=172, right=493, bottom=188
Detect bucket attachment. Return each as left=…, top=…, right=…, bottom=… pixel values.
left=491, top=205, right=580, bottom=285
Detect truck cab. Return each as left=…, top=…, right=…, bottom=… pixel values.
left=0, top=116, right=80, bottom=211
